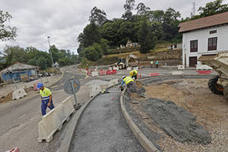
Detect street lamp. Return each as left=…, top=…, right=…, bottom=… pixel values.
left=47, top=36, right=54, bottom=67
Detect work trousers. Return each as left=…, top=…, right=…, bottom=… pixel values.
left=41, top=100, right=54, bottom=116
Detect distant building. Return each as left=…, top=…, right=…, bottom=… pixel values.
left=168, top=43, right=182, bottom=50
left=0, top=63, right=38, bottom=83
left=125, top=40, right=140, bottom=48
left=179, top=12, right=228, bottom=67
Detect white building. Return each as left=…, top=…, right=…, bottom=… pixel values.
left=179, top=12, right=228, bottom=67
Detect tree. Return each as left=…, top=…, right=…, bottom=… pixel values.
left=136, top=3, right=150, bottom=15
left=89, top=7, right=107, bottom=26
left=0, top=10, right=16, bottom=41
left=84, top=43, right=102, bottom=61
left=148, top=10, right=164, bottom=23
left=122, top=0, right=135, bottom=20
left=4, top=46, right=27, bottom=65
left=78, top=23, right=101, bottom=48
left=162, top=8, right=181, bottom=41
left=198, top=0, right=228, bottom=17
left=100, top=38, right=109, bottom=54
left=137, top=21, right=156, bottom=53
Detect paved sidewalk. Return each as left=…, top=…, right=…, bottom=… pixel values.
left=70, top=87, right=145, bottom=152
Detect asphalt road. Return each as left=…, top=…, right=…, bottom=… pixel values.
left=0, top=66, right=81, bottom=152
left=70, top=87, right=145, bottom=152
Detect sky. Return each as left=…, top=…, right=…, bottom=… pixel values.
left=0, top=0, right=227, bottom=54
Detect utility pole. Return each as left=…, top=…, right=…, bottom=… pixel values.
left=191, top=1, right=196, bottom=17
left=47, top=36, right=54, bottom=67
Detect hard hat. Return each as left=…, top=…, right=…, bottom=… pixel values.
left=122, top=75, right=126, bottom=79
left=37, top=82, right=44, bottom=89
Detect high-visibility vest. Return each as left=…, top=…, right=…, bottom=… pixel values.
left=123, top=76, right=134, bottom=85
left=40, top=87, right=52, bottom=102
left=130, top=70, right=138, bottom=76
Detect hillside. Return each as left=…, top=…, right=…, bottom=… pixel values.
left=94, top=42, right=182, bottom=67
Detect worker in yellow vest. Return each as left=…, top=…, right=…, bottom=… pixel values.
left=120, top=76, right=137, bottom=92
left=130, top=69, right=138, bottom=80
left=37, top=82, right=55, bottom=116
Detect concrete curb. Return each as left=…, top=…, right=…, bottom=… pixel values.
left=58, top=84, right=118, bottom=152
left=57, top=93, right=100, bottom=152
left=120, top=89, right=160, bottom=152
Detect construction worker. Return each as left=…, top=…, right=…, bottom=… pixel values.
left=37, top=82, right=54, bottom=116
left=120, top=76, right=137, bottom=93
left=130, top=69, right=138, bottom=80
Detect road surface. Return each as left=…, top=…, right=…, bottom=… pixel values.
left=0, top=66, right=83, bottom=152
left=70, top=87, right=145, bottom=152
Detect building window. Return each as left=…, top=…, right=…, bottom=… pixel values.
left=209, top=30, right=217, bottom=34
left=190, top=40, right=198, bottom=52
left=208, top=37, right=217, bottom=51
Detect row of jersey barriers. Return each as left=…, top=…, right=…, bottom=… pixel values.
left=38, top=78, right=80, bottom=142
left=38, top=78, right=119, bottom=142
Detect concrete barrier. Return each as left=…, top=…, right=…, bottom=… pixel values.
left=38, top=109, right=57, bottom=142
left=89, top=85, right=101, bottom=98
left=62, top=96, right=75, bottom=120
left=91, top=71, right=99, bottom=77
left=133, top=67, right=138, bottom=70
left=127, top=67, right=132, bottom=70
left=196, top=64, right=212, bottom=70
left=177, top=65, right=185, bottom=70
left=12, top=88, right=27, bottom=100
left=38, top=96, right=75, bottom=142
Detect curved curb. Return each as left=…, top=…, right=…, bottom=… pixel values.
left=120, top=89, right=160, bottom=152
left=57, top=93, right=100, bottom=152
left=58, top=84, right=118, bottom=152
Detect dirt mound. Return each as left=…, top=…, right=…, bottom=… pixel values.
left=142, top=98, right=212, bottom=145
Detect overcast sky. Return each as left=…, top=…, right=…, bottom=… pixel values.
left=0, top=0, right=227, bottom=54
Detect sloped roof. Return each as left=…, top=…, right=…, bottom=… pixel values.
left=179, top=12, right=228, bottom=33
left=1, top=62, right=38, bottom=73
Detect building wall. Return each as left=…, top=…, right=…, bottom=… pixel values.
left=182, top=24, right=228, bottom=67
left=1, top=69, right=37, bottom=82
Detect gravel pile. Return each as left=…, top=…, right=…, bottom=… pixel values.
left=142, top=98, right=212, bottom=145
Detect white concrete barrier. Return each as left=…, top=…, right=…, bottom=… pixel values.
left=127, top=67, right=132, bottom=71
left=89, top=85, right=101, bottom=98
left=196, top=64, right=212, bottom=70
left=38, top=96, right=75, bottom=142
left=177, top=65, right=185, bottom=70
left=62, top=96, right=75, bottom=120
left=91, top=71, right=99, bottom=77
left=113, top=67, right=119, bottom=71
left=12, top=88, right=27, bottom=100
left=133, top=67, right=138, bottom=70
left=38, top=109, right=57, bottom=142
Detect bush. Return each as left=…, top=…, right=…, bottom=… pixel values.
left=84, top=43, right=102, bottom=61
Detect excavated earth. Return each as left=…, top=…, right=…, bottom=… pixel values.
left=125, top=78, right=228, bottom=152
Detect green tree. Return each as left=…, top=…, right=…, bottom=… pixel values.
left=136, top=2, right=150, bottom=15
left=100, top=38, right=109, bottom=54
left=162, top=8, right=181, bottom=41
left=78, top=23, right=101, bottom=48
left=122, top=0, right=135, bottom=20
left=199, top=0, right=228, bottom=17
left=4, top=46, right=27, bottom=65
left=0, top=10, right=16, bottom=41
left=89, top=7, right=107, bottom=26
left=83, top=43, right=102, bottom=61
left=137, top=21, right=156, bottom=53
